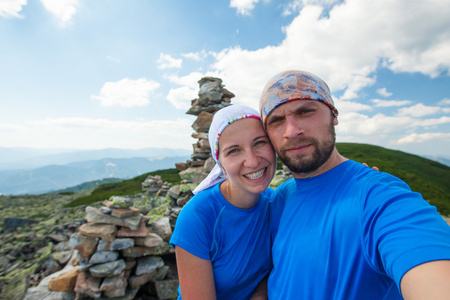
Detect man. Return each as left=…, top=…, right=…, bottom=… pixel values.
left=259, top=70, right=450, bottom=299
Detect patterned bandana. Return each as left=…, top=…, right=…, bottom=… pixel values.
left=259, top=70, right=338, bottom=128
left=192, top=104, right=261, bottom=195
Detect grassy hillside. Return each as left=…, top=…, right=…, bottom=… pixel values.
left=63, top=144, right=450, bottom=215
left=337, top=143, right=450, bottom=215
left=64, top=168, right=180, bottom=208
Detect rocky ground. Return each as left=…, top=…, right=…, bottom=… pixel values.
left=0, top=176, right=189, bottom=300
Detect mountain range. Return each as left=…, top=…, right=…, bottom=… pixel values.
left=0, top=147, right=191, bottom=195
left=0, top=147, right=191, bottom=170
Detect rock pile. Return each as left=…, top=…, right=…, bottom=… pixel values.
left=175, top=77, right=234, bottom=185
left=64, top=196, right=178, bottom=299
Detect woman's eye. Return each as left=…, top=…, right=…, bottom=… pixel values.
left=228, top=149, right=238, bottom=155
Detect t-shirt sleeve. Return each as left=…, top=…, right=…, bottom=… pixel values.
left=169, top=195, right=214, bottom=260
left=361, top=173, right=450, bottom=289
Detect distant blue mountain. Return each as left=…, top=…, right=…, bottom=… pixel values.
left=0, top=147, right=191, bottom=170
left=0, top=156, right=189, bottom=195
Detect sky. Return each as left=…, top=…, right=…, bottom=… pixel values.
left=1, top=0, right=449, bottom=159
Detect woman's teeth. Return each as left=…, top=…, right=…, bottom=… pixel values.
left=245, top=168, right=265, bottom=180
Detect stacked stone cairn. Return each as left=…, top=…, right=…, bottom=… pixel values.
left=175, top=77, right=235, bottom=195
left=22, top=77, right=239, bottom=300
left=67, top=196, right=177, bottom=299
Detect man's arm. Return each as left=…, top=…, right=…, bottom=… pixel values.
left=174, top=246, right=216, bottom=300
left=401, top=260, right=450, bottom=300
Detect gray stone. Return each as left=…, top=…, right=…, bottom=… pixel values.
left=109, top=196, right=133, bottom=208
left=51, top=250, right=73, bottom=265
left=89, top=251, right=119, bottom=264
left=69, top=232, right=98, bottom=257
left=24, top=287, right=75, bottom=300
left=98, top=288, right=139, bottom=300
left=99, top=275, right=127, bottom=293
left=135, top=233, right=164, bottom=248
left=148, top=217, right=172, bottom=242
left=121, top=243, right=171, bottom=257
left=3, top=217, right=38, bottom=230
left=85, top=206, right=142, bottom=230
left=153, top=265, right=170, bottom=281
left=100, top=206, right=113, bottom=214
left=128, top=271, right=156, bottom=289
left=203, top=156, right=216, bottom=173
left=192, top=111, right=213, bottom=133
left=154, top=279, right=180, bottom=300
left=89, top=259, right=126, bottom=278
left=135, top=256, right=164, bottom=276
left=179, top=166, right=206, bottom=184
left=97, top=238, right=134, bottom=251
left=74, top=271, right=102, bottom=298
left=168, top=185, right=181, bottom=199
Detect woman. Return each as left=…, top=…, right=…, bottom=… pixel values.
left=170, top=104, right=276, bottom=299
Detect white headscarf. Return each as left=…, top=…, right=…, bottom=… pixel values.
left=192, top=104, right=261, bottom=194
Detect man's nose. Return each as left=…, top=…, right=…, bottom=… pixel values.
left=283, top=116, right=303, bottom=139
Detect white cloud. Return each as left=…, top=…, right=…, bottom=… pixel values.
left=23, top=117, right=194, bottom=149
left=418, top=116, right=450, bottom=127
left=164, top=71, right=220, bottom=110
left=91, top=78, right=160, bottom=107
left=182, top=50, right=209, bottom=62
left=395, top=132, right=450, bottom=145
left=371, top=99, right=412, bottom=107
left=282, top=0, right=340, bottom=16
left=337, top=112, right=412, bottom=136
left=376, top=88, right=392, bottom=97
left=166, top=86, right=197, bottom=110
left=439, top=98, right=450, bottom=106
left=106, top=55, right=120, bottom=63
left=230, top=0, right=260, bottom=15
left=0, top=123, right=26, bottom=131
left=335, top=100, right=372, bottom=114
left=41, top=0, right=78, bottom=26
left=337, top=112, right=450, bottom=137
left=0, top=0, right=27, bottom=18
left=397, top=103, right=442, bottom=117
left=186, top=0, right=450, bottom=111
left=157, top=53, right=182, bottom=69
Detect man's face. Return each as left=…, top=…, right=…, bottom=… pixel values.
left=265, top=100, right=337, bottom=175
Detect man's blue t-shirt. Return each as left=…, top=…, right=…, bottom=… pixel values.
left=269, top=160, right=450, bottom=299
left=170, top=182, right=273, bottom=300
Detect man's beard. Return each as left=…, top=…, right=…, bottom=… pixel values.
left=278, top=121, right=336, bottom=174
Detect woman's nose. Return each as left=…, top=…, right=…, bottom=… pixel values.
left=244, top=150, right=259, bottom=168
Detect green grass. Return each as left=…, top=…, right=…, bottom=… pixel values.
left=63, top=144, right=450, bottom=216
left=64, top=168, right=181, bottom=208
left=336, top=143, right=450, bottom=215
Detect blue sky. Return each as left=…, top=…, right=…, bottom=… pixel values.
left=0, top=0, right=449, bottom=159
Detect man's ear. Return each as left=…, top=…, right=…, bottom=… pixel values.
left=333, top=117, right=339, bottom=126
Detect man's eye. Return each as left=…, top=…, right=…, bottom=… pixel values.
left=299, top=109, right=313, bottom=115
left=268, top=117, right=282, bottom=125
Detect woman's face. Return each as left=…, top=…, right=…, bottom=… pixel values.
left=218, top=118, right=276, bottom=198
